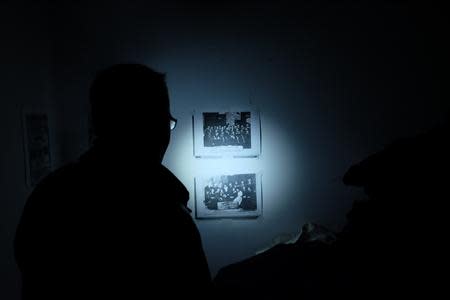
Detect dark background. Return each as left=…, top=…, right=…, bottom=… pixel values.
left=1, top=1, right=449, bottom=299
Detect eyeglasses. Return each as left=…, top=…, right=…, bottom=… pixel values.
left=169, top=115, right=177, bottom=131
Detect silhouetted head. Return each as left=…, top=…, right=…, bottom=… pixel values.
left=90, top=64, right=174, bottom=163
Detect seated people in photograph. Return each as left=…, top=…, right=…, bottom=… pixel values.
left=231, top=190, right=244, bottom=209
left=204, top=187, right=219, bottom=210
left=14, top=64, right=211, bottom=299
left=203, top=175, right=257, bottom=211
left=240, top=186, right=257, bottom=210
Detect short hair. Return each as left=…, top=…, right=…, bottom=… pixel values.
left=89, top=64, right=169, bottom=138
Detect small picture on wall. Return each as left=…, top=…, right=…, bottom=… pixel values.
left=22, top=109, right=52, bottom=187
left=195, top=172, right=262, bottom=219
left=193, top=108, right=261, bottom=157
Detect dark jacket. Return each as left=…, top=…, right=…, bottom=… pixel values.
left=14, top=146, right=211, bottom=299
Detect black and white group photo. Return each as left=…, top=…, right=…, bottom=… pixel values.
left=193, top=108, right=261, bottom=157
left=196, top=173, right=261, bottom=218
left=203, top=112, right=251, bottom=149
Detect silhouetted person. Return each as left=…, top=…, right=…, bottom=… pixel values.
left=14, top=64, right=211, bottom=299
left=214, top=117, right=450, bottom=299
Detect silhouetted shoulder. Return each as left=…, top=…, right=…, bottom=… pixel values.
left=14, top=162, right=82, bottom=267
left=32, top=162, right=80, bottom=197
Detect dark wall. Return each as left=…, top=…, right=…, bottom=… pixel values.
left=1, top=1, right=449, bottom=298
left=0, top=1, right=53, bottom=299
left=48, top=0, right=450, bottom=275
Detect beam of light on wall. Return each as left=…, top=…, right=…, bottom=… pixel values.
left=151, top=54, right=305, bottom=275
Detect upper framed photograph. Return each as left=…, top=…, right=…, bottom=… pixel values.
left=193, top=108, right=261, bottom=157
left=195, top=172, right=262, bottom=219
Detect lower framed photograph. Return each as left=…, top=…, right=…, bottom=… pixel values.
left=195, top=172, right=262, bottom=219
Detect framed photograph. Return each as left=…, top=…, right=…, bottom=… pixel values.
left=195, top=172, right=262, bottom=219
left=193, top=108, right=261, bottom=157
left=22, top=108, right=52, bottom=187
